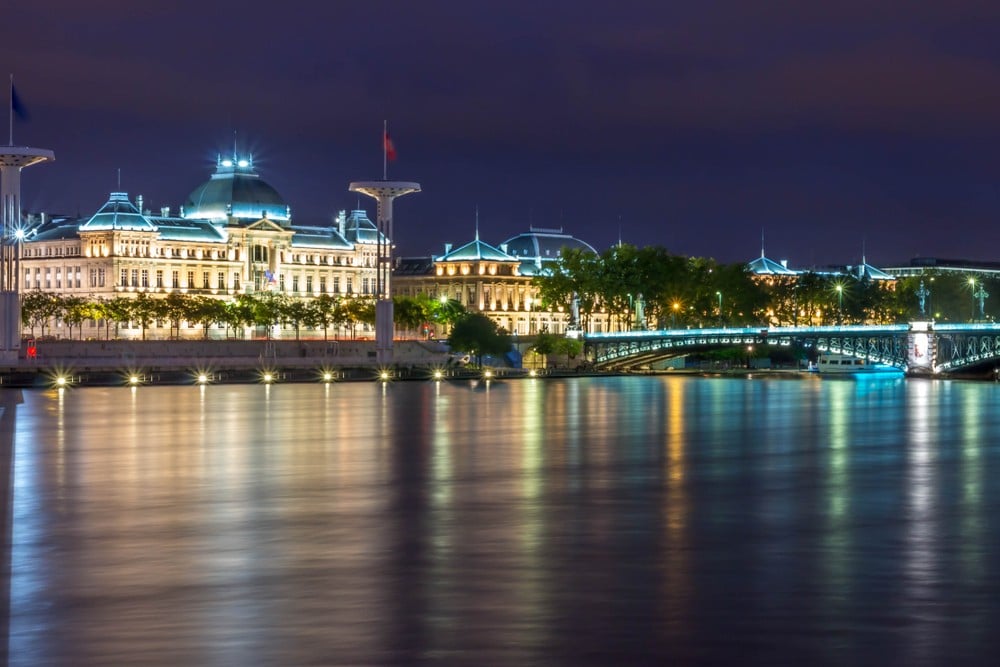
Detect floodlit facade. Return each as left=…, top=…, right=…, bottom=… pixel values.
left=19, top=153, right=384, bottom=338
left=393, top=226, right=609, bottom=335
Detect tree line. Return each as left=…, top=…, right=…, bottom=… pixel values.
left=532, top=244, right=996, bottom=328
left=20, top=291, right=469, bottom=341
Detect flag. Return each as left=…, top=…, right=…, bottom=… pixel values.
left=383, top=129, right=397, bottom=162
left=11, top=82, right=29, bottom=121
left=264, top=269, right=276, bottom=284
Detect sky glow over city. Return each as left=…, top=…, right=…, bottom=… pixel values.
left=6, top=0, right=1000, bottom=266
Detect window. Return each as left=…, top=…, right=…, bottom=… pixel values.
left=319, top=276, right=326, bottom=293
left=131, top=269, right=139, bottom=287
left=98, top=268, right=106, bottom=287
left=187, top=271, right=194, bottom=288
left=333, top=276, right=340, bottom=293
left=172, top=271, right=180, bottom=288
left=156, top=270, right=164, bottom=288
left=55, top=268, right=61, bottom=289
left=292, top=276, right=299, bottom=293
left=202, top=272, right=210, bottom=289
left=346, top=277, right=353, bottom=294
left=362, top=277, right=370, bottom=294
left=24, top=268, right=31, bottom=287
left=121, top=269, right=128, bottom=286
left=306, top=276, right=313, bottom=293
left=217, top=272, right=225, bottom=290
left=141, top=269, right=149, bottom=288
left=233, top=272, right=240, bottom=291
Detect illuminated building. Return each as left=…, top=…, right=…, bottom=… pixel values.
left=393, top=226, right=609, bottom=335
left=18, top=152, right=383, bottom=338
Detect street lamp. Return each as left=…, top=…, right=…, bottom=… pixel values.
left=671, top=301, right=680, bottom=328
left=835, top=284, right=843, bottom=325
left=716, top=291, right=722, bottom=325
left=969, top=278, right=977, bottom=321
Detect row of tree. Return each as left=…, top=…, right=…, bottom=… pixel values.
left=532, top=244, right=996, bottom=327
left=21, top=291, right=470, bottom=341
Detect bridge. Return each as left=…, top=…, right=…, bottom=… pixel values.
left=585, top=322, right=1000, bottom=374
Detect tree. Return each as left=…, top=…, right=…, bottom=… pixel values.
left=311, top=294, right=340, bottom=340
left=393, top=295, right=427, bottom=338
left=447, top=313, right=512, bottom=367
left=21, top=290, right=61, bottom=337
left=61, top=296, right=89, bottom=340
left=282, top=298, right=312, bottom=340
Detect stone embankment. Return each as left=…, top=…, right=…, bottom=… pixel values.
left=1, top=339, right=457, bottom=387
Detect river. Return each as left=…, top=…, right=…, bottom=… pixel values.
left=4, top=374, right=1000, bottom=665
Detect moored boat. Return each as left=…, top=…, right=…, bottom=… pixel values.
left=811, top=352, right=903, bottom=375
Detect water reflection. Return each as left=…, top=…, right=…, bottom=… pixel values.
left=7, top=376, right=1000, bottom=664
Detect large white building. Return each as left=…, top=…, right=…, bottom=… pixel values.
left=19, top=153, right=385, bottom=337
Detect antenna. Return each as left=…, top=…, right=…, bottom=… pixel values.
left=117, top=168, right=121, bottom=190
left=475, top=205, right=480, bottom=240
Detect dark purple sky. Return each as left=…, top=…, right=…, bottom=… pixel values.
left=7, top=0, right=1000, bottom=266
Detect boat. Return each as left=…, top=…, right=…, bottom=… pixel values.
left=811, top=352, right=903, bottom=376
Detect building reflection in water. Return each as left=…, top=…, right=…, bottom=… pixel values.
left=7, top=375, right=1000, bottom=664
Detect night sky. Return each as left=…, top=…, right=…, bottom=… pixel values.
left=7, top=0, right=1000, bottom=267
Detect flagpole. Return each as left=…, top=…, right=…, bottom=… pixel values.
left=382, top=119, right=387, bottom=181
left=9, top=74, right=13, bottom=147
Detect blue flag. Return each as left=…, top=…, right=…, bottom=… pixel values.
left=11, top=83, right=28, bottom=121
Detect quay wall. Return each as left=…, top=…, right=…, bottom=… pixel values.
left=9, top=339, right=453, bottom=370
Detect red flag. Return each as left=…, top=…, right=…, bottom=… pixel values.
left=383, top=130, right=397, bottom=162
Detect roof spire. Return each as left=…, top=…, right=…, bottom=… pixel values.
left=761, top=228, right=765, bottom=258
left=233, top=129, right=238, bottom=161
left=475, top=205, right=480, bottom=241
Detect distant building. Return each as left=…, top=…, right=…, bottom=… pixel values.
left=393, top=226, right=609, bottom=335
left=19, top=153, right=384, bottom=338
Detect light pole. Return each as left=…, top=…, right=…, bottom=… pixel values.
left=969, top=278, right=977, bottom=321
left=671, top=301, right=680, bottom=329
left=716, top=291, right=722, bottom=326
left=836, top=284, right=843, bottom=325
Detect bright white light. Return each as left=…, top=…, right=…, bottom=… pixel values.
left=529, top=369, right=537, bottom=377
left=197, top=373, right=209, bottom=384
left=380, top=371, right=390, bottom=380
left=129, top=375, right=140, bottom=385
left=484, top=370, right=493, bottom=379
left=263, top=373, right=274, bottom=383
left=14, top=229, right=25, bottom=240
left=237, top=159, right=249, bottom=168
left=433, top=370, right=443, bottom=380
left=221, top=159, right=233, bottom=168
left=322, top=372, right=333, bottom=382
left=55, top=376, right=67, bottom=387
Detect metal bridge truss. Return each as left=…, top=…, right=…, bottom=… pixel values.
left=934, top=331, right=1000, bottom=372
left=590, top=330, right=769, bottom=368
left=589, top=328, right=909, bottom=370
left=803, top=334, right=908, bottom=369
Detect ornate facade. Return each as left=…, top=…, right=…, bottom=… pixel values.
left=393, top=226, right=609, bottom=335
left=19, top=153, right=384, bottom=338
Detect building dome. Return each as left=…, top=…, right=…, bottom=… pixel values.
left=501, top=226, right=597, bottom=275
left=182, top=153, right=290, bottom=224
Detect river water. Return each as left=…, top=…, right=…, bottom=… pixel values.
left=4, top=374, right=1000, bottom=666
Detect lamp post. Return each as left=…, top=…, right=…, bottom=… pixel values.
left=716, top=291, right=722, bottom=326
left=836, top=284, right=843, bottom=325
left=671, top=301, right=680, bottom=329
left=969, top=278, right=977, bottom=321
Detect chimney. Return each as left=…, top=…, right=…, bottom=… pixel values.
left=136, top=195, right=143, bottom=213
left=337, top=210, right=346, bottom=235
left=161, top=206, right=171, bottom=217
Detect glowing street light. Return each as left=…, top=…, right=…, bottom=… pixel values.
left=715, top=291, right=722, bottom=325
left=836, top=284, right=843, bottom=324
